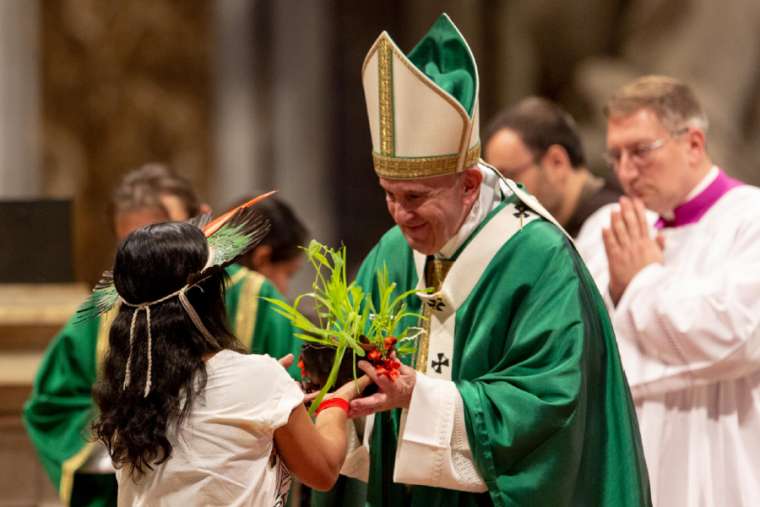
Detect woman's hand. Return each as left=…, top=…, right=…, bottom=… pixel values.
left=305, top=374, right=372, bottom=405
left=331, top=375, right=372, bottom=401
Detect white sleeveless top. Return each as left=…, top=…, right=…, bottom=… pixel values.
left=116, top=349, right=304, bottom=506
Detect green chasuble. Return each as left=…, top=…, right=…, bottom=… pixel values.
left=353, top=202, right=651, bottom=506
left=22, top=265, right=300, bottom=506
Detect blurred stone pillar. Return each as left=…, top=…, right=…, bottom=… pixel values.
left=270, top=0, right=333, bottom=244
left=270, top=0, right=333, bottom=296
left=212, top=0, right=263, bottom=208
left=0, top=1, right=40, bottom=198
left=213, top=0, right=333, bottom=297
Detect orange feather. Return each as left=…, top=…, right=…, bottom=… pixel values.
left=203, top=190, right=277, bottom=237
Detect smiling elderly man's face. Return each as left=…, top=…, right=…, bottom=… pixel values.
left=379, top=168, right=482, bottom=255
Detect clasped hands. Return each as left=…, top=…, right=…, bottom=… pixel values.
left=602, top=196, right=665, bottom=305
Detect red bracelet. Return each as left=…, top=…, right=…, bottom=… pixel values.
left=316, top=397, right=349, bottom=415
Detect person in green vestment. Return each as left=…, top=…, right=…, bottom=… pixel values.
left=339, top=14, right=652, bottom=507
left=231, top=194, right=307, bottom=297
left=23, top=163, right=302, bottom=507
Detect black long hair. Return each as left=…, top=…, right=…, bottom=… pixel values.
left=92, top=222, right=243, bottom=476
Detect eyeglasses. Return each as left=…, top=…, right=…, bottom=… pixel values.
left=603, top=128, right=688, bottom=170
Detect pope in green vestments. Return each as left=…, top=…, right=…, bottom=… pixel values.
left=340, top=13, right=651, bottom=507
left=23, top=264, right=300, bottom=507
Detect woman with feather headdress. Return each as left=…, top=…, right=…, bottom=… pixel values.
left=90, top=200, right=367, bottom=506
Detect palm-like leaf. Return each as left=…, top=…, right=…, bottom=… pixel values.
left=263, top=240, right=426, bottom=414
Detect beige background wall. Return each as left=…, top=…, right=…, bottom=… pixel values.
left=2, top=0, right=758, bottom=287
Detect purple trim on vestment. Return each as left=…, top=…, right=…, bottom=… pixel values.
left=655, top=169, right=743, bottom=229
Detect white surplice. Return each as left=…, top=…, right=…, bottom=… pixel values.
left=576, top=171, right=760, bottom=507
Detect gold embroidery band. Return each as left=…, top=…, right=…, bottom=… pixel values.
left=415, top=258, right=453, bottom=373
left=227, top=267, right=248, bottom=287
left=60, top=442, right=96, bottom=505
left=416, top=305, right=432, bottom=374
left=373, top=144, right=481, bottom=179
left=378, top=38, right=394, bottom=156
left=235, top=271, right=264, bottom=351
left=96, top=306, right=118, bottom=372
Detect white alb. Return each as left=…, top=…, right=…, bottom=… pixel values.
left=576, top=170, right=760, bottom=507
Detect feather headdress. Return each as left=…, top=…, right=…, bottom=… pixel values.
left=79, top=191, right=275, bottom=396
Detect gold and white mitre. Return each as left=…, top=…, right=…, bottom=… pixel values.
left=361, top=13, right=480, bottom=179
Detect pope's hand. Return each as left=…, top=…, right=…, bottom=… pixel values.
left=349, top=360, right=416, bottom=418
left=602, top=196, right=665, bottom=305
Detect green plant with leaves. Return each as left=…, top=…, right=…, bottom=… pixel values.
left=264, top=240, right=425, bottom=414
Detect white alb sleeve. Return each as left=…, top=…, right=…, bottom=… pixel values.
left=393, top=372, right=487, bottom=492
